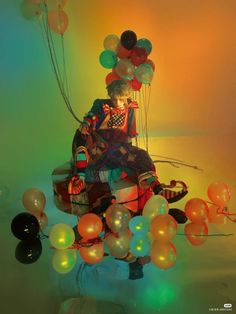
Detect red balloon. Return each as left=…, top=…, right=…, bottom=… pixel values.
left=117, top=44, right=132, bottom=59
left=184, top=198, right=208, bottom=223
left=184, top=222, right=208, bottom=246
left=105, top=71, right=121, bottom=85
left=129, top=78, right=142, bottom=91
left=207, top=182, right=231, bottom=207
left=48, top=10, right=68, bottom=35
left=77, top=213, right=103, bottom=239
left=130, top=47, right=148, bottom=66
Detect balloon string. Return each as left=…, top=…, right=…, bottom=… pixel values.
left=177, top=233, right=234, bottom=237
left=153, top=160, right=203, bottom=171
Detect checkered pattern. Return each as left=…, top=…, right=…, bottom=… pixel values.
left=107, top=112, right=126, bottom=127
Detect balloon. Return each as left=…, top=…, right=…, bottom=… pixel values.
left=77, top=213, right=103, bottom=239
left=145, top=59, right=155, bottom=71
left=106, top=230, right=131, bottom=258
left=52, top=249, right=77, bottom=274
left=105, top=70, right=121, bottom=85
left=105, top=204, right=131, bottom=233
left=130, top=46, right=148, bottom=66
left=130, top=234, right=150, bottom=257
left=103, top=34, right=120, bottom=52
left=44, top=0, right=68, bottom=10
left=150, top=241, right=177, bottom=270
left=136, top=38, right=152, bottom=55
left=150, top=214, right=177, bottom=242
left=22, top=188, right=46, bottom=214
left=207, top=182, right=231, bottom=207
left=48, top=10, right=68, bottom=35
left=120, top=30, right=137, bottom=50
left=11, top=212, right=40, bottom=241
left=129, top=78, right=142, bottom=91
left=184, top=198, right=208, bottom=223
left=49, top=223, right=75, bottom=249
left=20, top=0, right=42, bottom=20
left=129, top=216, right=149, bottom=234
left=115, top=59, right=135, bottom=80
left=134, top=63, right=154, bottom=84
left=33, top=212, right=48, bottom=230
left=79, top=242, right=104, bottom=264
left=142, top=195, right=169, bottom=222
left=15, top=239, right=42, bottom=264
left=184, top=222, right=208, bottom=246
left=207, top=204, right=227, bottom=224
left=117, top=44, right=132, bottom=59
left=99, top=50, right=117, bottom=69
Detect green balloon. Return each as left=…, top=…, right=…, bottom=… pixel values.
left=99, top=50, right=118, bottom=69
left=136, top=38, right=152, bottom=55
left=52, top=249, right=77, bottom=274
left=49, top=223, right=75, bottom=250
left=134, top=63, right=154, bottom=84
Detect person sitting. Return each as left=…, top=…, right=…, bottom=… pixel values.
left=70, top=80, right=187, bottom=223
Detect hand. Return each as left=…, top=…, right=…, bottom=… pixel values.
left=80, top=124, right=90, bottom=135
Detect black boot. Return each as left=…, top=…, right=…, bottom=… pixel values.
left=168, top=208, right=188, bottom=224
left=129, top=259, right=144, bottom=280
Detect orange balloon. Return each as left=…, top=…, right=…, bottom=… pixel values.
left=150, top=214, right=177, bottom=242
left=207, top=182, right=231, bottom=207
left=184, top=222, right=208, bottom=246
left=22, top=188, right=46, bottom=214
left=150, top=241, right=177, bottom=270
left=44, top=0, right=68, bottom=10
left=48, top=10, right=68, bottom=35
left=207, top=204, right=227, bottom=224
left=184, top=198, right=208, bottom=223
left=77, top=213, right=103, bottom=239
left=79, top=242, right=104, bottom=264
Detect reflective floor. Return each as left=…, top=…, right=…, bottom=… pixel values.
left=1, top=135, right=236, bottom=314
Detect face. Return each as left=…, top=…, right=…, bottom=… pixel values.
left=111, top=95, right=130, bottom=109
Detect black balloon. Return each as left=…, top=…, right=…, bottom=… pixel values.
left=11, top=212, right=40, bottom=241
left=120, top=30, right=137, bottom=50
left=15, top=239, right=42, bottom=264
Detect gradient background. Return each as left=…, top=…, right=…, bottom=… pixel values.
left=1, top=1, right=236, bottom=313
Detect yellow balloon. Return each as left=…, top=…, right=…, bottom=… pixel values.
left=52, top=249, right=77, bottom=274
left=142, top=195, right=169, bottom=221
left=105, top=204, right=131, bottom=233
left=106, top=230, right=131, bottom=258
left=103, top=34, right=120, bottom=52
left=22, top=188, right=46, bottom=214
left=49, top=223, right=75, bottom=249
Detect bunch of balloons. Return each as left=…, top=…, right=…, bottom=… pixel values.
left=21, top=0, right=69, bottom=35
left=11, top=188, right=48, bottom=264
left=99, top=30, right=155, bottom=90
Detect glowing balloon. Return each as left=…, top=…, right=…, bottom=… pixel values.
left=150, top=214, right=177, bottom=242
left=99, top=50, right=117, bottom=69
left=103, top=34, right=120, bottom=52
left=105, top=204, right=131, bottom=233
left=129, top=216, right=149, bottom=235
left=77, top=213, right=103, bottom=239
left=142, top=195, right=169, bottom=222
left=106, top=230, right=131, bottom=258
left=184, top=222, right=208, bottom=246
left=52, top=249, right=77, bottom=274
left=48, top=10, right=68, bottom=35
left=105, top=70, right=121, bottom=85
left=184, top=198, right=208, bottom=223
left=79, top=242, right=104, bottom=264
left=33, top=212, right=48, bottom=230
left=134, top=63, right=154, bottom=84
left=207, top=204, right=227, bottom=224
left=130, top=234, right=150, bottom=257
left=207, top=182, right=231, bottom=207
left=115, top=59, right=135, bottom=80
left=22, top=188, right=46, bottom=214
left=49, top=223, right=75, bottom=249
left=136, top=38, right=152, bottom=55
left=130, top=46, right=148, bottom=66
left=120, top=30, right=137, bottom=50
left=117, top=44, right=132, bottom=59
left=150, top=241, right=177, bottom=270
